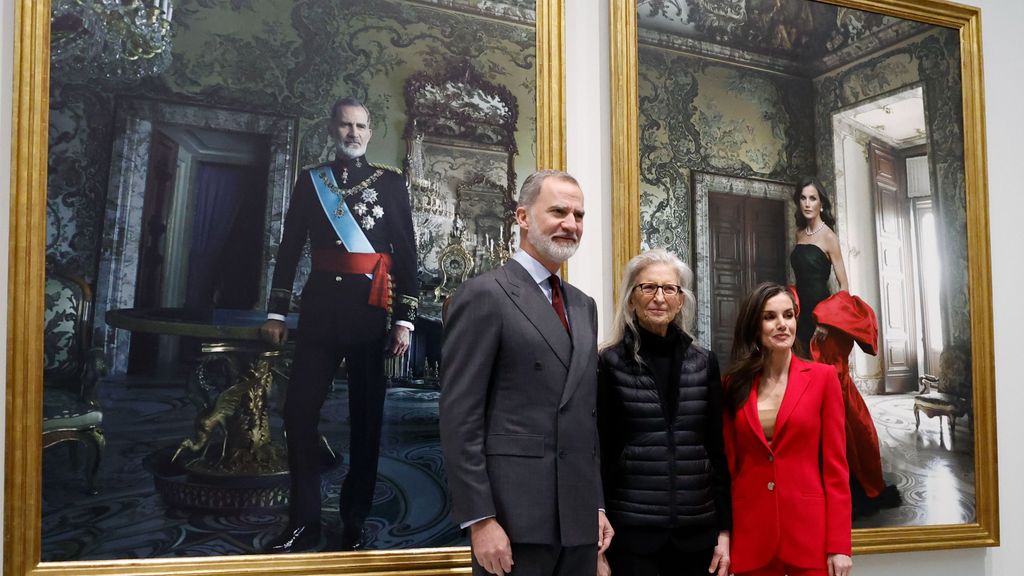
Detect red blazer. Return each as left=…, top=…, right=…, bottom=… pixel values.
left=723, top=355, right=852, bottom=573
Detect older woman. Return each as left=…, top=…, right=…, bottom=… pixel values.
left=598, top=248, right=731, bottom=576
left=722, top=283, right=852, bottom=576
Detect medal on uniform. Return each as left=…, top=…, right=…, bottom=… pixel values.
left=341, top=167, right=349, bottom=184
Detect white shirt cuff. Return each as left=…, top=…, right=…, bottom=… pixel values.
left=460, top=515, right=494, bottom=530
left=267, top=313, right=287, bottom=322
left=396, top=320, right=415, bottom=332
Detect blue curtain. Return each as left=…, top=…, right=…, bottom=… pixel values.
left=184, top=163, right=245, bottom=310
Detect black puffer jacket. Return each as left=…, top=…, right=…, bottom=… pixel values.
left=598, top=325, right=731, bottom=534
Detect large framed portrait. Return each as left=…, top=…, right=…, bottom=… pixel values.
left=5, top=0, right=564, bottom=574
left=611, top=0, right=996, bottom=553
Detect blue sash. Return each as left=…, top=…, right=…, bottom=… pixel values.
left=310, top=166, right=374, bottom=279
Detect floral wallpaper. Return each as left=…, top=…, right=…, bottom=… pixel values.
left=637, top=46, right=814, bottom=257
left=813, top=27, right=969, bottom=346
left=47, top=0, right=537, bottom=283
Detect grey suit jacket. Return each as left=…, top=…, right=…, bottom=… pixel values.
left=440, top=259, right=602, bottom=547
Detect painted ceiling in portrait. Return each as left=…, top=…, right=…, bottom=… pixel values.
left=638, top=0, right=929, bottom=75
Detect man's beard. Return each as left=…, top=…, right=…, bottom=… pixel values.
left=527, top=219, right=578, bottom=264
left=336, top=141, right=367, bottom=159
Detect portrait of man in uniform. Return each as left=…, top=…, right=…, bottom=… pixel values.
left=260, top=97, right=418, bottom=553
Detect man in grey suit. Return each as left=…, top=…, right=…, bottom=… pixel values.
left=440, top=170, right=613, bottom=576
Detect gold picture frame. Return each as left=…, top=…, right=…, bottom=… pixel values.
left=4, top=0, right=564, bottom=574
left=611, top=0, right=996, bottom=554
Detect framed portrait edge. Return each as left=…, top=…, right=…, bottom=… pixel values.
left=608, top=0, right=998, bottom=555
left=3, top=0, right=565, bottom=574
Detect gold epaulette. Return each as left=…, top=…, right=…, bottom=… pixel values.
left=302, top=160, right=331, bottom=171
left=369, top=161, right=403, bottom=175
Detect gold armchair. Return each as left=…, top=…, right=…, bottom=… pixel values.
left=43, top=269, right=106, bottom=494
left=914, top=343, right=972, bottom=438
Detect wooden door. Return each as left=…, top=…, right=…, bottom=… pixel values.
left=709, top=193, right=787, bottom=361
left=870, top=141, right=918, bottom=392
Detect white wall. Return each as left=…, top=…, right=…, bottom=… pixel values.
left=2, top=0, right=1022, bottom=573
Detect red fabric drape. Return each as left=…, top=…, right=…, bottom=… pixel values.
left=809, top=291, right=887, bottom=498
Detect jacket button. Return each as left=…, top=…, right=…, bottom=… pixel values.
left=592, top=409, right=596, bottom=417
left=559, top=406, right=567, bottom=414
left=767, top=481, right=776, bottom=491
left=559, top=451, right=567, bottom=458
left=335, top=239, right=343, bottom=246
left=768, top=455, right=774, bottom=462
left=335, top=276, right=343, bottom=282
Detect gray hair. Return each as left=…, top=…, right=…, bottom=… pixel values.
left=517, top=170, right=580, bottom=209
left=601, top=248, right=697, bottom=365
left=329, top=97, right=372, bottom=126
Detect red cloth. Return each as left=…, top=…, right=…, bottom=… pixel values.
left=809, top=291, right=886, bottom=498
left=311, top=250, right=392, bottom=310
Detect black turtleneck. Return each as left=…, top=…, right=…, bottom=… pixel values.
left=637, top=323, right=683, bottom=416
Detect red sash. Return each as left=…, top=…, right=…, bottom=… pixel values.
left=311, top=250, right=392, bottom=310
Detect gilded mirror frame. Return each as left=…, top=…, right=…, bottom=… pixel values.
left=4, top=0, right=565, bottom=573
left=611, top=0, right=996, bottom=554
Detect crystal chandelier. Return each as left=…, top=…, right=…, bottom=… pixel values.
left=51, top=0, right=174, bottom=83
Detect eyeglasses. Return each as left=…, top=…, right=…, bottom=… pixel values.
left=633, top=283, right=682, bottom=297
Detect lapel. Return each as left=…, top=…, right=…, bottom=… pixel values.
left=741, top=382, right=772, bottom=452
left=773, top=355, right=812, bottom=440
left=496, top=260, right=572, bottom=369
left=558, top=281, right=595, bottom=408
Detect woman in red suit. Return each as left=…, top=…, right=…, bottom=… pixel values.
left=722, top=283, right=852, bottom=576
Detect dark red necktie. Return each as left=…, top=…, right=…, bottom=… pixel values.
left=549, top=275, right=570, bottom=334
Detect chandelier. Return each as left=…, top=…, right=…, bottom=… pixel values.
left=51, top=0, right=174, bottom=83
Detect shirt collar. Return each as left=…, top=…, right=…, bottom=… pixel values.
left=512, top=249, right=561, bottom=286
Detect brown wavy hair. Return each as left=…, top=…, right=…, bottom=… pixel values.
left=723, top=282, right=798, bottom=413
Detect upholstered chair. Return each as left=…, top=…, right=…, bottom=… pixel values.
left=43, top=269, right=106, bottom=494
left=914, top=343, right=972, bottom=439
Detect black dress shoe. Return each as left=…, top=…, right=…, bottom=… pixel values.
left=265, top=524, right=321, bottom=554
left=339, top=525, right=368, bottom=551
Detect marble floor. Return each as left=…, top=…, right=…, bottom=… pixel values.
left=853, top=393, right=975, bottom=528
left=41, top=378, right=974, bottom=561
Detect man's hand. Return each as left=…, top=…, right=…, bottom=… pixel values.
left=385, top=324, right=411, bottom=357
left=827, top=553, right=853, bottom=576
left=260, top=319, right=288, bottom=346
left=708, top=530, right=730, bottom=576
left=597, top=510, right=614, bottom=554
left=596, top=551, right=611, bottom=576
left=471, top=518, right=513, bottom=576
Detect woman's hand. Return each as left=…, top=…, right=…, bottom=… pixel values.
left=597, top=551, right=611, bottom=576
left=827, top=553, right=852, bottom=576
left=813, top=325, right=830, bottom=342
left=708, top=530, right=730, bottom=576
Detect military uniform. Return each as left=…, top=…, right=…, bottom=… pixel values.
left=268, top=154, right=417, bottom=534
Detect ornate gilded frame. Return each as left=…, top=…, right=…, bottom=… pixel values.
left=611, top=0, right=996, bottom=554
left=4, top=0, right=565, bottom=574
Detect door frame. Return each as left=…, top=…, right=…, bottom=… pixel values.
left=691, top=172, right=794, bottom=347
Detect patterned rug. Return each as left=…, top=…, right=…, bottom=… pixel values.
left=42, top=376, right=466, bottom=561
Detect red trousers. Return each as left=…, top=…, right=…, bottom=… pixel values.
left=736, top=558, right=827, bottom=576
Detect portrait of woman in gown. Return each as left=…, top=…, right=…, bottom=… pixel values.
left=790, top=176, right=847, bottom=352
left=789, top=176, right=900, bottom=517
